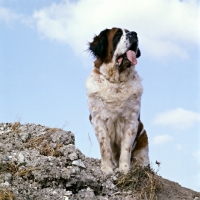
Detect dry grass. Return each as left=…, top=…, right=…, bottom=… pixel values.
left=25, top=128, right=59, bottom=148
left=25, top=128, right=62, bottom=157
left=0, top=188, right=16, bottom=200
left=45, top=128, right=61, bottom=134
left=40, top=142, right=62, bottom=157
left=56, top=143, right=63, bottom=148
left=17, top=167, right=41, bottom=177
left=115, top=162, right=162, bottom=200
left=0, top=162, right=40, bottom=178
left=0, top=162, right=18, bottom=174
left=11, top=122, right=20, bottom=133
left=6, top=163, right=18, bottom=174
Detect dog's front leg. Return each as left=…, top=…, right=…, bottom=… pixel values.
left=119, top=119, right=138, bottom=173
left=91, top=115, right=113, bottom=173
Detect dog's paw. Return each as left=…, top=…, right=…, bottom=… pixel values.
left=119, top=163, right=130, bottom=174
left=101, top=165, right=113, bottom=174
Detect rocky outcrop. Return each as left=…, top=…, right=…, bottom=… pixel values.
left=0, top=123, right=199, bottom=200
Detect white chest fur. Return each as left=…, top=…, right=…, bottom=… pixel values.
left=86, top=66, right=143, bottom=120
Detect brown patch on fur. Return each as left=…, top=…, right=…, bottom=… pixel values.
left=105, top=28, right=120, bottom=63
left=134, top=131, right=148, bottom=151
left=89, top=114, right=92, bottom=122
left=93, top=68, right=101, bottom=74
left=137, top=118, right=144, bottom=133
left=125, top=147, right=130, bottom=152
left=94, top=59, right=103, bottom=69
left=115, top=87, right=122, bottom=93
left=102, top=148, right=106, bottom=155
left=100, top=138, right=106, bottom=151
left=108, top=67, right=116, bottom=77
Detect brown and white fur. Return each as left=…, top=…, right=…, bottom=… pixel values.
left=86, top=27, right=149, bottom=174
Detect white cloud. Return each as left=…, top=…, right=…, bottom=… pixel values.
left=153, top=108, right=200, bottom=129
left=32, top=0, right=199, bottom=59
left=0, top=7, right=19, bottom=23
left=152, top=134, right=173, bottom=145
left=0, top=6, right=34, bottom=28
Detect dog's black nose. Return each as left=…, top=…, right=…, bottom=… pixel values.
left=127, top=31, right=137, bottom=37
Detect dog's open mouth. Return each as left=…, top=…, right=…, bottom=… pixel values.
left=117, top=50, right=137, bottom=68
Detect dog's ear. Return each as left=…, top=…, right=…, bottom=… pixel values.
left=89, top=29, right=109, bottom=60
left=136, top=48, right=141, bottom=58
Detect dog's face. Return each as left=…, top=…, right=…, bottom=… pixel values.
left=89, top=27, right=141, bottom=70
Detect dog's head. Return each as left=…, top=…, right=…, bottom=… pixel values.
left=89, top=27, right=141, bottom=71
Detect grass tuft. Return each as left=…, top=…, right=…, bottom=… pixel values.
left=17, top=167, right=41, bottom=177
left=0, top=188, right=16, bottom=200
left=115, top=162, right=162, bottom=200
left=25, top=128, right=62, bottom=157
left=0, top=162, right=18, bottom=174
left=11, top=122, right=20, bottom=133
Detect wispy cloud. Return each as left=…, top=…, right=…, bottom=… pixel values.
left=0, top=6, right=33, bottom=27
left=153, top=108, right=200, bottom=130
left=32, top=0, right=199, bottom=59
left=152, top=134, right=173, bottom=145
left=0, top=7, right=19, bottom=23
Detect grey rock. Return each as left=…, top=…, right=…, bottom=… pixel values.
left=18, top=131, right=29, bottom=142
left=0, top=181, right=10, bottom=187
left=61, top=167, right=70, bottom=179
left=50, top=130, right=75, bottom=145
left=17, top=152, right=25, bottom=164
left=72, top=159, right=86, bottom=168
left=68, top=152, right=78, bottom=160
left=0, top=122, right=199, bottom=200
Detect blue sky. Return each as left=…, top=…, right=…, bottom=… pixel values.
left=0, top=0, right=199, bottom=191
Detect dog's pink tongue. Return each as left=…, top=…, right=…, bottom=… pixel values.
left=126, top=50, right=137, bottom=65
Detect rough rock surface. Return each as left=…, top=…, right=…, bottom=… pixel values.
left=0, top=122, right=199, bottom=200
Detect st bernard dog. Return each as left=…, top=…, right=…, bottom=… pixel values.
left=86, top=27, right=149, bottom=174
